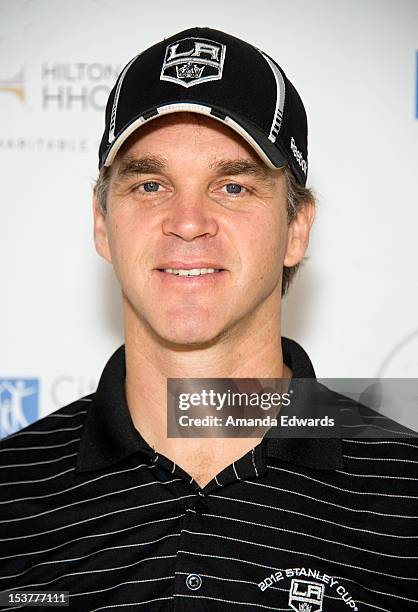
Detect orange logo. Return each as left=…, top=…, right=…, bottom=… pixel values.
left=0, top=67, right=25, bottom=103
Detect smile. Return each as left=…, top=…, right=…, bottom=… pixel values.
left=159, top=268, right=223, bottom=276
left=154, top=268, right=227, bottom=285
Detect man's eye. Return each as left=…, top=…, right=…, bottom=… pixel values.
left=223, top=183, right=246, bottom=195
left=141, top=181, right=160, bottom=193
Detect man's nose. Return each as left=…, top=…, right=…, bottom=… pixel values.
left=161, top=188, right=219, bottom=241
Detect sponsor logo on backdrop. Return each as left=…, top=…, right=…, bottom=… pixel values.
left=372, top=328, right=418, bottom=430
left=41, top=62, right=119, bottom=110
left=51, top=375, right=95, bottom=408
left=416, top=50, right=418, bottom=119
left=377, top=328, right=418, bottom=377
left=0, top=379, right=40, bottom=439
left=0, top=375, right=96, bottom=439
left=0, top=67, right=25, bottom=103
left=0, top=137, right=89, bottom=153
left=0, top=62, right=119, bottom=110
left=0, top=62, right=120, bottom=153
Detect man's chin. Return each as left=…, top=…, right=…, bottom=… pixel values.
left=147, top=319, right=231, bottom=350
left=156, top=328, right=226, bottom=350
left=123, top=297, right=233, bottom=348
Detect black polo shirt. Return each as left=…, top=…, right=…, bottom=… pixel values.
left=0, top=338, right=417, bottom=612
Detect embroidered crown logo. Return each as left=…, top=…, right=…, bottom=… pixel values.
left=298, top=604, right=312, bottom=612
left=176, top=62, right=204, bottom=80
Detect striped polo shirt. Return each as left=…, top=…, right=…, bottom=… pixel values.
left=0, top=338, right=417, bottom=611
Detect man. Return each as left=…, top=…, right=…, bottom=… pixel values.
left=0, top=27, right=417, bottom=612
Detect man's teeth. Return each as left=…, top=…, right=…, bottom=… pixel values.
left=162, top=268, right=220, bottom=276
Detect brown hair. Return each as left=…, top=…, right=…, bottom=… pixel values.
left=93, top=164, right=315, bottom=296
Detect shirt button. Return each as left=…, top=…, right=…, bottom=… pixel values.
left=186, top=573, right=202, bottom=590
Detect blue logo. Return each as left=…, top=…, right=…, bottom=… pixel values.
left=416, top=51, right=418, bottom=119
left=0, top=379, right=40, bottom=439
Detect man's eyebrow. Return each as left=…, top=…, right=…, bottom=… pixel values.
left=115, top=155, right=168, bottom=179
left=114, top=155, right=276, bottom=183
left=209, top=158, right=273, bottom=181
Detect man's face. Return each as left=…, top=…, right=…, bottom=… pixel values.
left=93, top=113, right=311, bottom=346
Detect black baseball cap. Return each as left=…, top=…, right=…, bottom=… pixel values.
left=98, top=27, right=308, bottom=186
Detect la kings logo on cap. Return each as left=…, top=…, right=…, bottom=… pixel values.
left=160, top=37, right=226, bottom=88
left=289, top=579, right=325, bottom=612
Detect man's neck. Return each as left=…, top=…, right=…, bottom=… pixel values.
left=124, top=299, right=291, bottom=487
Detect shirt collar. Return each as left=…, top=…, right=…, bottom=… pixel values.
left=75, top=337, right=343, bottom=473
left=265, top=338, right=344, bottom=470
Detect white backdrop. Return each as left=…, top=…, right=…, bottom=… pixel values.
left=1, top=0, right=417, bottom=432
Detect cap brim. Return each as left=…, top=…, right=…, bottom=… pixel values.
left=102, top=102, right=288, bottom=170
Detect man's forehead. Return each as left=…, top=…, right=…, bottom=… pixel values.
left=111, top=113, right=278, bottom=181
left=112, top=112, right=271, bottom=169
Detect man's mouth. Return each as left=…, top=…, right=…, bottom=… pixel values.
left=157, top=267, right=224, bottom=277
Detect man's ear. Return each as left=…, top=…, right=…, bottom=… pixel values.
left=92, top=192, right=112, bottom=264
left=284, top=200, right=316, bottom=267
